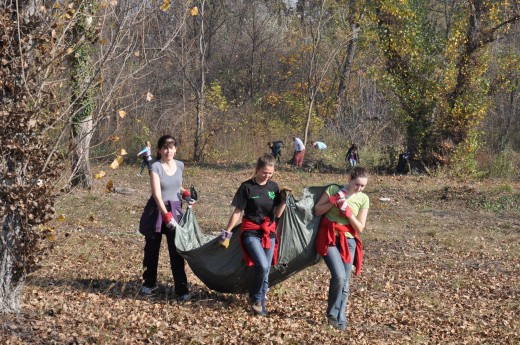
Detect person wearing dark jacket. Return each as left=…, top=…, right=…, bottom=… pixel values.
left=345, top=144, right=360, bottom=168
left=314, top=167, right=370, bottom=330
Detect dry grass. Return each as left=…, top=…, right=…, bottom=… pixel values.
left=1, top=163, right=519, bottom=344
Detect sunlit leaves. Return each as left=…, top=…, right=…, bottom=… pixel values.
left=120, top=149, right=127, bottom=156
left=105, top=180, right=114, bottom=193
left=118, top=110, right=127, bottom=119
left=160, top=0, right=171, bottom=12
left=146, top=92, right=154, bottom=101
left=190, top=6, right=199, bottom=16
left=94, top=171, right=107, bottom=179
left=109, top=156, right=124, bottom=169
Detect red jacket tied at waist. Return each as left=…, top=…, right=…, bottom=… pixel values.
left=240, top=217, right=279, bottom=267
left=315, top=216, right=363, bottom=276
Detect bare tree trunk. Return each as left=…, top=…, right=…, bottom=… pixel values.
left=336, top=23, right=360, bottom=118
left=0, top=213, right=24, bottom=312
left=193, top=0, right=207, bottom=161
left=71, top=118, right=94, bottom=188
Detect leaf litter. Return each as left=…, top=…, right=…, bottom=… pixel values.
left=1, top=166, right=519, bottom=344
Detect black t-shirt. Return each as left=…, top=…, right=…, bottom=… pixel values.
left=231, top=178, right=282, bottom=225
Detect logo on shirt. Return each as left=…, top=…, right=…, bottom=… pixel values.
left=268, top=191, right=275, bottom=200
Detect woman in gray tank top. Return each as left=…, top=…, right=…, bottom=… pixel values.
left=138, top=135, right=195, bottom=301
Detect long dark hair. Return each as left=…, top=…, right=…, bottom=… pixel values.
left=156, top=135, right=176, bottom=160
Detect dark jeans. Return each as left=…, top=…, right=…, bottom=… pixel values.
left=142, top=225, right=189, bottom=296
left=140, top=158, right=153, bottom=174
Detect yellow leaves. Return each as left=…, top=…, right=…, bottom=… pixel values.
left=190, top=6, right=199, bottom=16
left=118, top=110, right=127, bottom=119
left=94, top=171, right=107, bottom=179
left=100, top=37, right=106, bottom=46
left=160, top=0, right=171, bottom=12
left=120, top=149, right=128, bottom=156
left=146, top=92, right=154, bottom=101
left=56, top=214, right=66, bottom=221
left=110, top=156, right=124, bottom=170
left=134, top=51, right=140, bottom=57
left=111, top=136, right=120, bottom=142
left=106, top=180, right=114, bottom=193
left=39, top=225, right=56, bottom=241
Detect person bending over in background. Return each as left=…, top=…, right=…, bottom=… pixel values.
left=313, top=167, right=370, bottom=330
left=311, top=140, right=327, bottom=150
left=218, top=154, right=288, bottom=316
left=268, top=140, right=284, bottom=163
left=138, top=135, right=195, bottom=301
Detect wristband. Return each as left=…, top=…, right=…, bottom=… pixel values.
left=182, top=190, right=191, bottom=200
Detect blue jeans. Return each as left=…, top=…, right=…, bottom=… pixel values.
left=242, top=235, right=275, bottom=307
left=323, top=237, right=356, bottom=329
left=349, top=159, right=357, bottom=168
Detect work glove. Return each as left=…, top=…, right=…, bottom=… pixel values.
left=162, top=212, right=178, bottom=229
left=182, top=190, right=196, bottom=208
left=218, top=230, right=233, bottom=248
left=336, top=198, right=353, bottom=218
left=280, top=186, right=293, bottom=200
left=328, top=189, right=347, bottom=205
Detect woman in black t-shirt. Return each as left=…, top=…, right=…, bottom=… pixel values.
left=219, top=154, right=287, bottom=316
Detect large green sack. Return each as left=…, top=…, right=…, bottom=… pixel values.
left=175, top=186, right=329, bottom=293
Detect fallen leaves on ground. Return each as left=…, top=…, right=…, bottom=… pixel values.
left=1, top=166, right=518, bottom=344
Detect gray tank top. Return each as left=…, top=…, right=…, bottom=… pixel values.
left=150, top=160, right=184, bottom=202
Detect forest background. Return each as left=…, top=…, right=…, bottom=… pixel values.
left=0, top=0, right=519, bottom=342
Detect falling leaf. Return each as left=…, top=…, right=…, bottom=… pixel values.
left=190, top=6, right=199, bottom=16
left=120, top=149, right=128, bottom=155
left=56, top=214, right=66, bottom=221
left=94, top=171, right=106, bottom=179
left=118, top=110, right=127, bottom=119
left=109, top=156, right=124, bottom=169
left=111, top=136, right=120, bottom=142
left=160, top=0, right=171, bottom=11
left=105, top=180, right=113, bottom=192
left=146, top=92, right=154, bottom=101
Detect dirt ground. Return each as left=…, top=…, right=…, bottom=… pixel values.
left=1, top=163, right=519, bottom=344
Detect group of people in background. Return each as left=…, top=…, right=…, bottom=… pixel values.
left=136, top=135, right=370, bottom=331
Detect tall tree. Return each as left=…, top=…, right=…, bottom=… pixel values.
left=70, top=1, right=97, bottom=188
left=0, top=2, right=63, bottom=312
left=373, top=0, right=520, bottom=173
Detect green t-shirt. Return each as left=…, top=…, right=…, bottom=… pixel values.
left=324, top=184, right=369, bottom=238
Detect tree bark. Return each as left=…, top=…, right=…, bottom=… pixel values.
left=0, top=213, right=24, bottom=312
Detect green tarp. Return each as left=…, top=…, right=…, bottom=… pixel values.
left=175, top=186, right=330, bottom=293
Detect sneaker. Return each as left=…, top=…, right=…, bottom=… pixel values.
left=140, top=285, right=157, bottom=296
left=176, top=293, right=191, bottom=302
left=251, top=301, right=263, bottom=315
